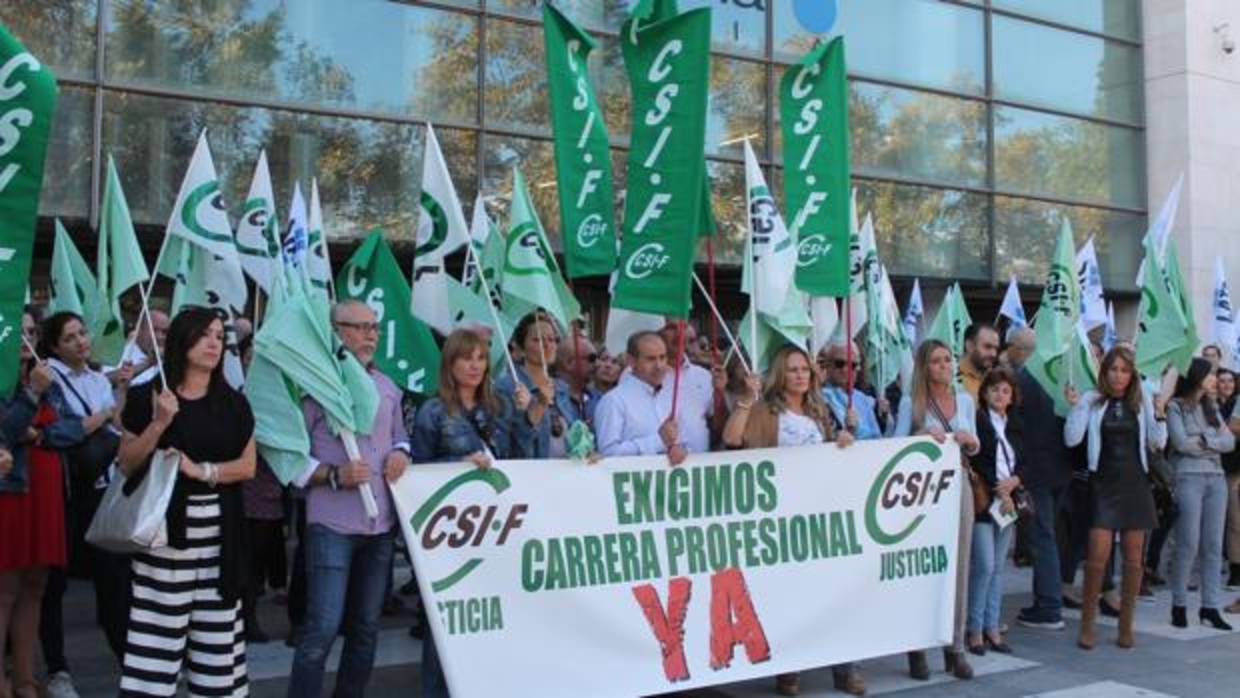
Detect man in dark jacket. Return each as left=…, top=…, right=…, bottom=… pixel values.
left=1008, top=328, right=1073, bottom=629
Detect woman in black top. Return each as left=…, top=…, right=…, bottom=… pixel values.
left=1217, top=369, right=1240, bottom=591
left=116, top=307, right=256, bottom=697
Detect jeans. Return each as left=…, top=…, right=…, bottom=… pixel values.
left=288, top=524, right=396, bottom=698
left=967, top=521, right=1014, bottom=634
left=1171, top=472, right=1229, bottom=608
left=421, top=632, right=449, bottom=698
left=1026, top=485, right=1066, bottom=619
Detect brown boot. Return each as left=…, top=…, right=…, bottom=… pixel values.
left=774, top=672, right=800, bottom=696
left=1117, top=561, right=1143, bottom=648
left=832, top=665, right=866, bottom=695
left=1078, top=557, right=1106, bottom=650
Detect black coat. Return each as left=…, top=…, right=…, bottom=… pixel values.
left=974, top=407, right=1025, bottom=524
left=1013, top=368, right=1073, bottom=489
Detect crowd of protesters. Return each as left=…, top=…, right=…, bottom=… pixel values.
left=1, top=301, right=1238, bottom=698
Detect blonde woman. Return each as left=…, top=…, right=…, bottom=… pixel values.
left=721, top=345, right=858, bottom=696
left=894, top=339, right=981, bottom=681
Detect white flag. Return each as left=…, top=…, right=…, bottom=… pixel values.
left=161, top=131, right=247, bottom=386
left=235, top=151, right=280, bottom=293
left=999, top=275, right=1026, bottom=328
left=1135, top=173, right=1184, bottom=286
left=1212, top=257, right=1236, bottom=368
left=903, top=278, right=924, bottom=347
left=412, top=123, right=470, bottom=335
left=1076, top=237, right=1107, bottom=330
left=846, top=212, right=877, bottom=339
left=810, top=296, right=839, bottom=356
left=306, top=177, right=334, bottom=302
left=742, top=140, right=796, bottom=317
left=283, top=182, right=310, bottom=273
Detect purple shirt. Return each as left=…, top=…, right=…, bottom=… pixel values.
left=303, top=369, right=409, bottom=536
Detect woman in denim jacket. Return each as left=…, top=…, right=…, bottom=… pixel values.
left=494, top=312, right=580, bottom=458
left=0, top=310, right=86, bottom=698
left=411, top=328, right=534, bottom=698
left=1165, top=357, right=1236, bottom=631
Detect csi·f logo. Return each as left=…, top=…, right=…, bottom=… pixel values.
left=410, top=468, right=528, bottom=592
left=865, top=441, right=956, bottom=546
left=625, top=241, right=671, bottom=280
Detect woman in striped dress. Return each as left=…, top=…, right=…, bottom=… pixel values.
left=116, top=307, right=256, bottom=697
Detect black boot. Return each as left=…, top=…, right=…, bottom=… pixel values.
left=1171, top=605, right=1187, bottom=628
left=906, top=651, right=930, bottom=681
left=1200, top=608, right=1234, bottom=631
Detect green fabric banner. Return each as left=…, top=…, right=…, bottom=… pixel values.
left=543, top=3, right=616, bottom=279
left=1028, top=220, right=1082, bottom=416
left=1136, top=237, right=1194, bottom=377
left=780, top=37, right=851, bottom=298
left=336, top=228, right=441, bottom=396
left=95, top=155, right=150, bottom=366
left=0, top=25, right=57, bottom=394
left=612, top=5, right=711, bottom=319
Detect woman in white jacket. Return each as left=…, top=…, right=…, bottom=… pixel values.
left=1064, top=346, right=1167, bottom=651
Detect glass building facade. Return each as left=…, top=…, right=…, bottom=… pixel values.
left=5, top=0, right=1147, bottom=296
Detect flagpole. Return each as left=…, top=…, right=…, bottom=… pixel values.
left=124, top=230, right=173, bottom=366
left=469, top=244, right=519, bottom=380
left=845, top=296, right=854, bottom=409
left=670, top=320, right=686, bottom=423
left=691, top=273, right=752, bottom=375
left=340, top=429, right=380, bottom=519
left=136, top=272, right=167, bottom=389
left=21, top=334, right=41, bottom=362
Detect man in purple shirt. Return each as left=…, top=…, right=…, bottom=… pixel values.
left=289, top=300, right=411, bottom=698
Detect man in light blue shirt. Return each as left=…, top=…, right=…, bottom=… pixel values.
left=819, top=341, right=885, bottom=440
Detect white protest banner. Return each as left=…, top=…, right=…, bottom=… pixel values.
left=390, top=437, right=962, bottom=697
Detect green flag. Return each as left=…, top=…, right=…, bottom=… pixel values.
left=1028, top=219, right=1082, bottom=416
left=336, top=229, right=441, bottom=396
left=612, top=4, right=711, bottom=319
left=48, top=221, right=102, bottom=328
left=543, top=3, right=617, bottom=279
left=95, top=156, right=150, bottom=366
left=0, top=25, right=57, bottom=394
left=782, top=36, right=851, bottom=298
left=1164, top=242, right=1199, bottom=372
left=503, top=168, right=581, bottom=330
left=1135, top=236, right=1193, bottom=377
left=925, top=284, right=971, bottom=358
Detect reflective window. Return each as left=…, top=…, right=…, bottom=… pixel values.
left=708, top=58, right=766, bottom=159
left=488, top=0, right=618, bottom=33
left=484, top=19, right=550, bottom=135
left=680, top=0, right=767, bottom=57
left=995, top=106, right=1145, bottom=209
left=0, top=0, right=97, bottom=79
left=993, top=16, right=1143, bottom=123
left=42, top=87, right=94, bottom=219
left=596, top=35, right=631, bottom=147
left=993, top=0, right=1141, bottom=41
left=995, top=197, right=1143, bottom=290
left=100, top=90, right=464, bottom=244
left=481, top=134, right=558, bottom=244
left=854, top=181, right=990, bottom=281
left=105, top=0, right=479, bottom=123
left=703, top=160, right=746, bottom=265
left=775, top=0, right=985, bottom=95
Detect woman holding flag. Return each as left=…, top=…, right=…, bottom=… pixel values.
left=720, top=344, right=859, bottom=697
left=1064, top=346, right=1167, bottom=650
left=496, top=312, right=576, bottom=458
left=412, top=328, right=533, bottom=698
left=895, top=339, right=980, bottom=681
left=116, top=307, right=256, bottom=697
left=0, top=309, right=83, bottom=698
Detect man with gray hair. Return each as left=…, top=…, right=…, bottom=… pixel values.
left=818, top=340, right=885, bottom=440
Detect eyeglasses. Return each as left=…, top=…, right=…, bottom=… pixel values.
left=584, top=353, right=598, bottom=363
left=335, top=321, right=380, bottom=334
left=831, top=360, right=859, bottom=370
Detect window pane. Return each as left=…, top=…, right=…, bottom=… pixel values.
left=100, top=90, right=451, bottom=244
left=708, top=58, right=766, bottom=159
left=995, top=106, right=1145, bottom=209
left=0, top=0, right=97, bottom=80
left=995, top=197, right=1143, bottom=290
left=488, top=0, right=617, bottom=33
left=993, top=0, right=1141, bottom=41
left=992, top=16, right=1143, bottom=123
left=703, top=160, right=746, bottom=265
left=679, top=0, right=766, bottom=57
left=485, top=19, right=549, bottom=135
left=775, top=0, right=985, bottom=95
left=105, top=0, right=479, bottom=123
left=481, top=135, right=558, bottom=245
left=854, top=181, right=990, bottom=281
left=597, top=35, right=631, bottom=147
left=42, top=87, right=94, bottom=219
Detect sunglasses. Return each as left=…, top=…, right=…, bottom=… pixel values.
left=335, top=321, right=381, bottom=334
left=831, top=360, right=859, bottom=370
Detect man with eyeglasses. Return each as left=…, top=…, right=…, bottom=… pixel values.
left=288, top=300, right=413, bottom=698
left=819, top=341, right=885, bottom=440
left=556, top=333, right=601, bottom=428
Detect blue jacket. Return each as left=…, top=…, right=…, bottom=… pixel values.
left=411, top=394, right=534, bottom=463
left=494, top=364, right=582, bottom=459
left=0, top=383, right=87, bottom=493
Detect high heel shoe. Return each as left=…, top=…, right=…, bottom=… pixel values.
left=1200, top=608, right=1234, bottom=631
left=1171, top=605, right=1187, bottom=628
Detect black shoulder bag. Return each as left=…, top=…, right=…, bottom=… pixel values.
left=52, top=367, right=121, bottom=498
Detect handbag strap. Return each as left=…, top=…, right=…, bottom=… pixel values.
left=927, top=394, right=955, bottom=432
left=50, top=365, right=94, bottom=418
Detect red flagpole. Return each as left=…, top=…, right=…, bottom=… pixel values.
left=845, top=296, right=854, bottom=409
left=670, top=319, right=686, bottom=421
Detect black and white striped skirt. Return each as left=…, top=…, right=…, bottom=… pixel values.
left=119, top=493, right=247, bottom=697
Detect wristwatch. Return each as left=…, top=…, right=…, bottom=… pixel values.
left=327, top=465, right=341, bottom=491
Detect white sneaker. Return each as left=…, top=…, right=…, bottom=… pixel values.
left=45, top=671, right=80, bottom=698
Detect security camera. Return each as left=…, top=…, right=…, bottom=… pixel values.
left=1225, top=37, right=1237, bottom=54
left=1216, top=23, right=1235, bottom=54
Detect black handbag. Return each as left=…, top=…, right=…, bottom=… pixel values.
left=51, top=367, right=120, bottom=496
left=1148, top=466, right=1178, bottom=528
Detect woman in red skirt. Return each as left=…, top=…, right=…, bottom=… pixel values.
left=0, top=310, right=84, bottom=698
